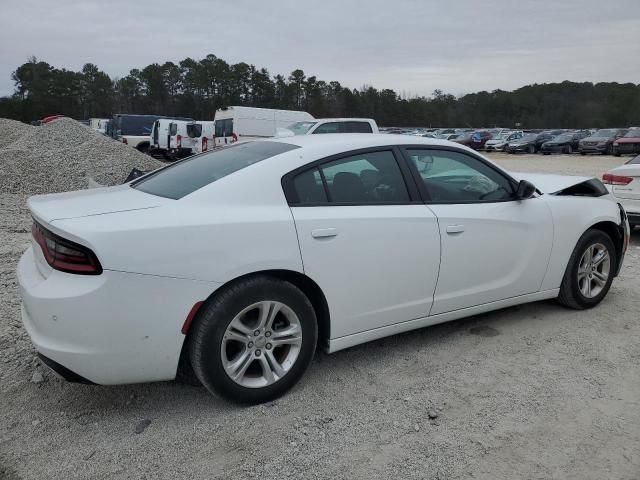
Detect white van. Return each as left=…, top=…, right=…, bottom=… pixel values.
left=152, top=120, right=216, bottom=159
left=213, top=106, right=314, bottom=146
left=89, top=118, right=110, bottom=134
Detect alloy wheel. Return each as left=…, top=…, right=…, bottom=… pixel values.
left=577, top=243, right=611, bottom=298
left=221, top=301, right=302, bottom=388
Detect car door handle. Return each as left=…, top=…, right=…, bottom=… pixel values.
left=311, top=228, right=338, bottom=239
left=446, top=224, right=465, bottom=234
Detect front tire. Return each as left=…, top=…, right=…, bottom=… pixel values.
left=558, top=229, right=616, bottom=310
left=189, top=276, right=317, bottom=404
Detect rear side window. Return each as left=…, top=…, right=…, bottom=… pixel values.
left=169, top=123, right=178, bottom=136
left=133, top=141, right=299, bottom=199
left=344, top=122, right=373, bottom=133
left=290, top=150, right=409, bottom=204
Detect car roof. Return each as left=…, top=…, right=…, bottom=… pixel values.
left=268, top=133, right=455, bottom=150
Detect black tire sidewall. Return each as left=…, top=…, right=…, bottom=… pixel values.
left=189, top=277, right=317, bottom=404
left=564, top=230, right=616, bottom=308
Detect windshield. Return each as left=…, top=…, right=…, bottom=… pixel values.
left=623, top=130, right=640, bottom=138
left=286, top=121, right=317, bottom=135
left=553, top=134, right=573, bottom=141
left=592, top=129, right=617, bottom=138
left=518, top=134, right=537, bottom=141
left=133, top=141, right=299, bottom=199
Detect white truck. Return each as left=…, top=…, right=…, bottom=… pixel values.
left=279, top=118, right=379, bottom=136
left=213, top=106, right=314, bottom=146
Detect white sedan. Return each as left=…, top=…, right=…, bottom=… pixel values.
left=602, top=154, right=640, bottom=228
left=18, top=135, right=630, bottom=403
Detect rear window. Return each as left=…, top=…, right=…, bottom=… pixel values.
left=133, top=141, right=299, bottom=199
left=626, top=155, right=640, bottom=165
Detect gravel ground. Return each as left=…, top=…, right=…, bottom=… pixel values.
left=1, top=153, right=639, bottom=480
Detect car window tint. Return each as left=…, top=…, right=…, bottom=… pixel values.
left=344, top=122, right=373, bottom=133
left=313, top=122, right=340, bottom=134
left=319, top=151, right=409, bottom=203
left=407, top=149, right=514, bottom=203
left=133, top=141, right=299, bottom=199
left=292, top=169, right=327, bottom=203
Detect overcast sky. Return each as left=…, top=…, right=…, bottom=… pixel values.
left=1, top=0, right=639, bottom=98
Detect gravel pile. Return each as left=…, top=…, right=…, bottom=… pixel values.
left=0, top=117, right=163, bottom=195
left=0, top=118, right=35, bottom=149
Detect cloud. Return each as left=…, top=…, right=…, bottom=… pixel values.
left=1, top=0, right=638, bottom=97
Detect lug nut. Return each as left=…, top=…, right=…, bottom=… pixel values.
left=265, top=331, right=272, bottom=338
left=248, top=342, right=254, bottom=348
left=255, top=349, right=262, bottom=356
left=266, top=343, right=272, bottom=350
left=254, top=330, right=260, bottom=336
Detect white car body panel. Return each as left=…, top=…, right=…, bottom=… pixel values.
left=291, top=205, right=440, bottom=338
left=427, top=198, right=553, bottom=315
left=18, top=247, right=220, bottom=384
left=16, top=134, right=626, bottom=385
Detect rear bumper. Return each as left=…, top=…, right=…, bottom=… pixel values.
left=541, top=145, right=567, bottom=153
left=18, top=246, right=220, bottom=385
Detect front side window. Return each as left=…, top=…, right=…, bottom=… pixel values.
left=169, top=123, right=178, bottom=136
left=407, top=149, right=514, bottom=203
left=313, top=122, right=340, bottom=134
left=292, top=150, right=409, bottom=204
left=133, top=141, right=299, bottom=199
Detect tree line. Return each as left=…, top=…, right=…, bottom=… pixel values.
left=1, top=55, right=639, bottom=128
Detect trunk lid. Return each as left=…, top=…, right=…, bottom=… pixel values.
left=27, top=185, right=170, bottom=223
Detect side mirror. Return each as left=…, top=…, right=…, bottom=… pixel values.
left=515, top=180, right=536, bottom=200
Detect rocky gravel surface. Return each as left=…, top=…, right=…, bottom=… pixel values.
left=1, top=152, right=639, bottom=479
left=0, top=118, right=163, bottom=194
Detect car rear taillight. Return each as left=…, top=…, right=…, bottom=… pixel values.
left=122, top=138, right=128, bottom=145
left=602, top=173, right=633, bottom=185
left=31, top=221, right=102, bottom=275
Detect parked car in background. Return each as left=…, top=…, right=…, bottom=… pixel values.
left=579, top=128, right=628, bottom=155
left=281, top=118, right=379, bottom=136
left=214, top=106, right=314, bottom=146
left=452, top=130, right=492, bottom=150
left=612, top=129, right=640, bottom=157
left=506, top=132, right=554, bottom=154
left=18, top=134, right=629, bottom=403
left=540, top=130, right=590, bottom=154
left=485, top=131, right=524, bottom=152
left=602, top=154, right=640, bottom=226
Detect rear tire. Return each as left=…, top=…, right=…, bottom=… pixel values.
left=558, top=229, right=616, bottom=310
left=189, top=276, right=317, bottom=404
